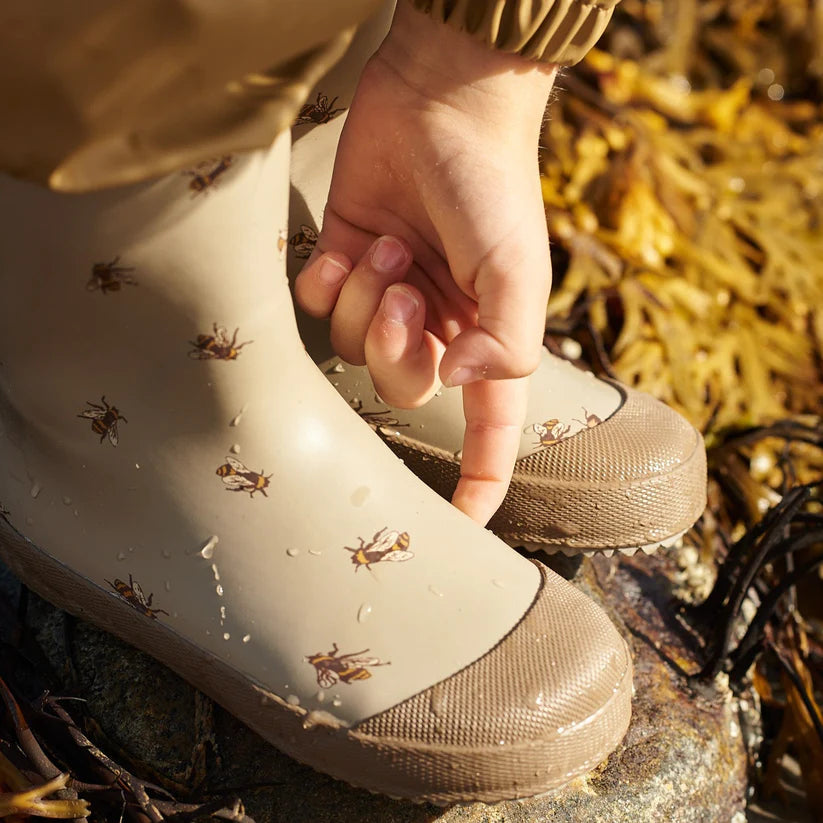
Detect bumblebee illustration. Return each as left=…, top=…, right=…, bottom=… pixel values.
left=531, top=418, right=571, bottom=448
left=86, top=256, right=137, bottom=294
left=106, top=574, right=168, bottom=619
left=287, top=224, right=318, bottom=259
left=216, top=455, right=271, bottom=498
left=350, top=400, right=409, bottom=435
left=278, top=228, right=289, bottom=260
left=78, top=396, right=127, bottom=447
left=305, top=643, right=388, bottom=688
left=574, top=408, right=603, bottom=428
left=295, top=93, right=345, bottom=126
left=189, top=324, right=252, bottom=361
left=185, top=155, right=233, bottom=195
left=345, top=526, right=414, bottom=572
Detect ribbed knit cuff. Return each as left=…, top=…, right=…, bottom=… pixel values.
left=409, top=0, right=619, bottom=65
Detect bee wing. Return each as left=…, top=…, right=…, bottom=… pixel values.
left=221, top=475, right=252, bottom=490
left=131, top=581, right=149, bottom=606
left=370, top=530, right=400, bottom=553
left=213, top=326, right=230, bottom=344
left=339, top=654, right=382, bottom=667
left=301, top=225, right=318, bottom=242
left=225, top=455, right=247, bottom=472
left=532, top=423, right=548, bottom=436
left=188, top=350, right=215, bottom=359
left=107, top=425, right=119, bottom=447
left=78, top=409, right=104, bottom=419
left=317, top=669, right=338, bottom=689
left=380, top=550, right=414, bottom=563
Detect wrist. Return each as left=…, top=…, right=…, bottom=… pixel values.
left=377, top=1, right=557, bottom=125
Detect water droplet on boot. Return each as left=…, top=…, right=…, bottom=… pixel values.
left=117, top=551, right=126, bottom=561
left=357, top=603, right=373, bottom=623
left=428, top=585, right=444, bottom=597
left=215, top=584, right=224, bottom=596
left=220, top=605, right=227, bottom=620
left=200, top=535, right=219, bottom=558
left=30, top=481, right=41, bottom=499
left=332, top=362, right=345, bottom=373
left=230, top=443, right=241, bottom=454
left=211, top=563, right=220, bottom=580
left=164, top=580, right=172, bottom=592
left=223, top=632, right=231, bottom=641
left=492, top=579, right=506, bottom=589
left=62, top=496, right=72, bottom=506
left=229, top=405, right=249, bottom=427
left=286, top=547, right=300, bottom=557
left=315, top=690, right=326, bottom=703
left=242, top=634, right=251, bottom=643
left=332, top=696, right=342, bottom=708
left=287, top=694, right=301, bottom=706
left=308, top=549, right=322, bottom=556
left=350, top=486, right=370, bottom=507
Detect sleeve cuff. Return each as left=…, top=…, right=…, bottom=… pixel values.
left=408, top=0, right=619, bottom=65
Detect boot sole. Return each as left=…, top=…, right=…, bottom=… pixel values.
left=0, top=518, right=632, bottom=804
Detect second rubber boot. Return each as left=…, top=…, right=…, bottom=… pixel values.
left=0, top=134, right=631, bottom=803
left=288, top=108, right=707, bottom=556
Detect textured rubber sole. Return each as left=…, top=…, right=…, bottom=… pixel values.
left=514, top=529, right=688, bottom=557
left=0, top=519, right=632, bottom=805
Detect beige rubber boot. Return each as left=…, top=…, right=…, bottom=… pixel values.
left=288, top=18, right=707, bottom=554
left=0, top=135, right=630, bottom=803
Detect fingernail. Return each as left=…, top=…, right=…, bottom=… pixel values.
left=383, top=285, right=418, bottom=323
left=372, top=237, right=408, bottom=272
left=444, top=366, right=486, bottom=388
left=317, top=257, right=350, bottom=285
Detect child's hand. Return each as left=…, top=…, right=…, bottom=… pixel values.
left=295, top=1, right=556, bottom=525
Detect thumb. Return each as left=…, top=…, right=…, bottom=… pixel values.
left=438, top=228, right=552, bottom=388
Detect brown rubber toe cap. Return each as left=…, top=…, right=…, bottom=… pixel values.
left=348, top=561, right=632, bottom=803
left=490, top=386, right=707, bottom=550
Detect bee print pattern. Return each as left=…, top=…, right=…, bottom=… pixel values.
left=216, top=455, right=271, bottom=498
left=531, top=418, right=572, bottom=449
left=86, top=256, right=137, bottom=294
left=295, top=93, right=345, bottom=126
left=350, top=400, right=409, bottom=435
left=574, top=408, right=603, bottom=429
left=306, top=643, right=389, bottom=688
left=345, top=527, right=414, bottom=572
left=184, top=155, right=234, bottom=196
left=288, top=224, right=318, bottom=259
left=189, top=324, right=252, bottom=361
left=78, top=397, right=127, bottom=446
left=106, top=574, right=168, bottom=619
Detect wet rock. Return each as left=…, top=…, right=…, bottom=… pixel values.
left=0, top=551, right=748, bottom=822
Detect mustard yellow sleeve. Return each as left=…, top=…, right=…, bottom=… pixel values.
left=409, top=0, right=620, bottom=65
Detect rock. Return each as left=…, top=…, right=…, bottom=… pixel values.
left=0, top=550, right=749, bottom=822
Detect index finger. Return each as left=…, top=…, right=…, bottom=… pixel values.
left=450, top=376, right=530, bottom=525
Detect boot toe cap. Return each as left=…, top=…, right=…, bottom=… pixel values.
left=494, top=386, right=707, bottom=550
left=350, top=562, right=632, bottom=803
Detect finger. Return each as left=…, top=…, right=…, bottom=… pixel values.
left=451, top=376, right=529, bottom=525
left=439, top=237, right=550, bottom=387
left=365, top=283, right=445, bottom=408
left=330, top=235, right=412, bottom=365
left=293, top=249, right=353, bottom=319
